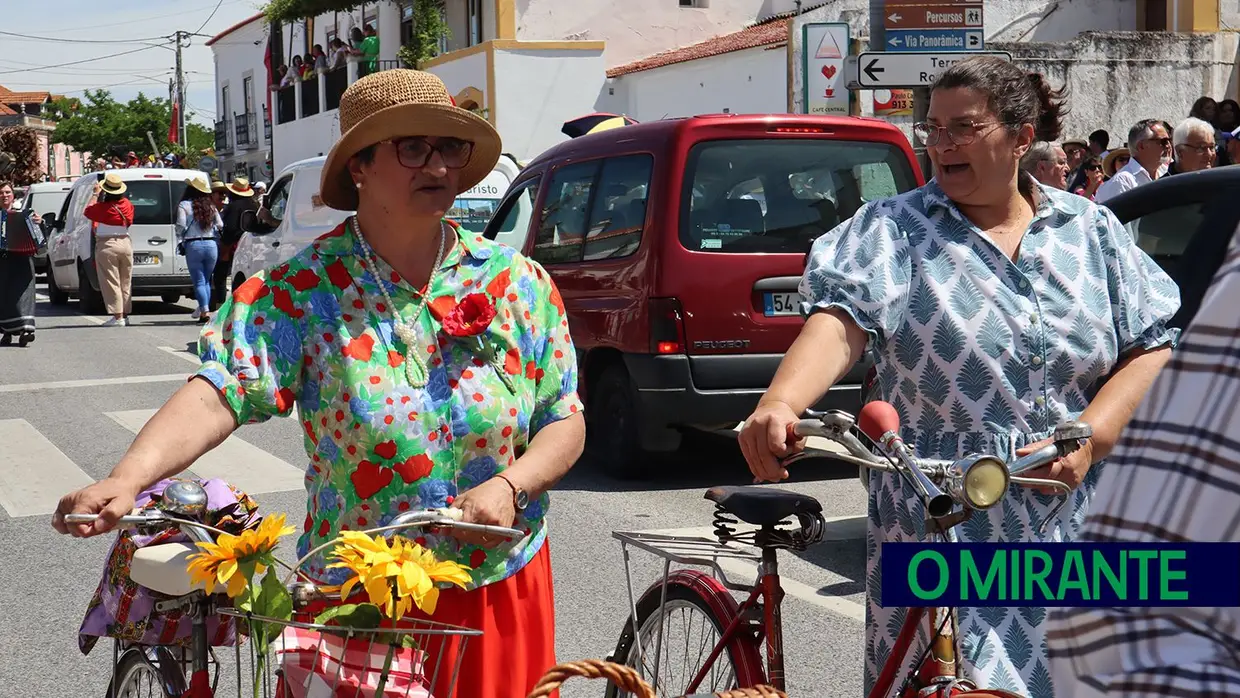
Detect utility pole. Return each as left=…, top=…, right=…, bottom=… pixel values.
left=174, top=31, right=188, bottom=151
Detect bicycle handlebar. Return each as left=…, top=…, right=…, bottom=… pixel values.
left=62, top=507, right=526, bottom=545
left=783, top=402, right=1092, bottom=533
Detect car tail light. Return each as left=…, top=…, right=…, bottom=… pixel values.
left=144, top=174, right=163, bottom=178
left=649, top=297, right=686, bottom=354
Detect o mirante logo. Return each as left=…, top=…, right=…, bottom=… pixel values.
left=881, top=543, right=1240, bottom=607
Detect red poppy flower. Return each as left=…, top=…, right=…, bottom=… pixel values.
left=441, top=293, right=497, bottom=337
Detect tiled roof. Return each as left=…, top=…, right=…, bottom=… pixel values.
left=0, top=104, right=16, bottom=116
left=607, top=17, right=791, bottom=78
left=0, top=87, right=52, bottom=104
left=206, top=12, right=266, bottom=46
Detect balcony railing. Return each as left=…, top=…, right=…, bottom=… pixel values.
left=277, top=86, right=296, bottom=125
left=235, top=112, right=255, bottom=147
left=324, top=66, right=348, bottom=111
left=301, top=79, right=320, bottom=117
left=214, top=119, right=231, bottom=153
left=264, top=114, right=272, bottom=142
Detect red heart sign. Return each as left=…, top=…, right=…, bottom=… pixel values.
left=822, top=64, right=837, bottom=79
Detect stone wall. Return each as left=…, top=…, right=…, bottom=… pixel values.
left=993, top=31, right=1240, bottom=146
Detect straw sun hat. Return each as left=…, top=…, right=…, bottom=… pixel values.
left=185, top=176, right=213, bottom=195
left=319, top=69, right=501, bottom=211
left=99, top=172, right=127, bottom=195
left=226, top=177, right=256, bottom=198
left=1102, top=147, right=1131, bottom=178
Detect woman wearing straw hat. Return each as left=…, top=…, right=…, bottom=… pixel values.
left=212, top=177, right=258, bottom=309
left=53, top=69, right=585, bottom=698
left=176, top=176, right=224, bottom=324
left=83, top=173, right=136, bottom=327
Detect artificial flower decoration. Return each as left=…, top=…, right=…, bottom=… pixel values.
left=328, top=531, right=472, bottom=619
left=186, top=513, right=296, bottom=598
left=439, top=293, right=497, bottom=337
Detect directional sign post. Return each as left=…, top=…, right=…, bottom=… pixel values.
left=884, top=0, right=984, bottom=52
left=856, top=51, right=1012, bottom=89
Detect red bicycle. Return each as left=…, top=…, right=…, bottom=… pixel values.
left=606, top=401, right=1088, bottom=697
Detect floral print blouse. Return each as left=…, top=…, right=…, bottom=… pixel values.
left=195, top=220, right=582, bottom=589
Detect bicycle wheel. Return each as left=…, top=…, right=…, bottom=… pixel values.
left=605, top=570, right=765, bottom=698
left=108, top=650, right=175, bottom=698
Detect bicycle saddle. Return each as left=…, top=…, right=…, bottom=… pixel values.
left=705, top=486, right=822, bottom=527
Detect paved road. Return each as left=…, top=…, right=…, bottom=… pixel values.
left=0, top=283, right=870, bottom=698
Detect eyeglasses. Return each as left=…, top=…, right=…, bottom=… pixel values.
left=1084, top=164, right=1101, bottom=171
left=1177, top=143, right=1216, bottom=155
left=1144, top=137, right=1172, bottom=147
left=912, top=121, right=1008, bottom=147
left=386, top=137, right=474, bottom=170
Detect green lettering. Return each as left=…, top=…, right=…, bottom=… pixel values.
left=1159, top=550, right=1188, bottom=601
left=1024, top=550, right=1055, bottom=601
left=962, top=550, right=1005, bottom=601
left=1059, top=550, right=1090, bottom=601
left=1092, top=550, right=1126, bottom=600
left=909, top=550, right=949, bottom=600
left=1011, top=546, right=1021, bottom=599
left=1129, top=550, right=1158, bottom=600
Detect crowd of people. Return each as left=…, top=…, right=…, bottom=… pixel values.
left=89, top=151, right=184, bottom=172
left=1021, top=96, right=1240, bottom=204
left=275, top=23, right=380, bottom=89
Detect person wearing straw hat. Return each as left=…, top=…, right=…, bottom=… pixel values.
left=211, top=177, right=258, bottom=309
left=52, top=69, right=585, bottom=698
left=175, top=175, right=224, bottom=324
left=83, top=173, right=136, bottom=327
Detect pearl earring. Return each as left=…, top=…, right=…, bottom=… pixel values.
left=355, top=182, right=363, bottom=189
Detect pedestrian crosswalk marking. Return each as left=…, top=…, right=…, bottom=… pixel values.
left=105, top=409, right=307, bottom=496
left=0, top=419, right=95, bottom=518
left=158, top=346, right=201, bottom=366
left=0, top=374, right=188, bottom=394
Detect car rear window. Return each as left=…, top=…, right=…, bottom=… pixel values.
left=449, top=197, right=501, bottom=234
left=680, top=138, right=917, bottom=254
left=26, top=191, right=69, bottom=219
left=125, top=181, right=186, bottom=225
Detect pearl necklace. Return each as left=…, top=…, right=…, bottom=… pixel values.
left=351, top=216, right=448, bottom=388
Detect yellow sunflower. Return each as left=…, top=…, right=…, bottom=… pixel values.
left=186, top=513, right=296, bottom=598
left=328, top=532, right=472, bottom=619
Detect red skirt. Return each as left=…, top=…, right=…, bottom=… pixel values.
left=408, top=542, right=559, bottom=698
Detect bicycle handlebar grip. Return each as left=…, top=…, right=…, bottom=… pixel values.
left=785, top=422, right=800, bottom=446
left=63, top=513, right=99, bottom=524
left=858, top=401, right=900, bottom=441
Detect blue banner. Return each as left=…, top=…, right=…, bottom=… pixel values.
left=881, top=543, right=1240, bottom=607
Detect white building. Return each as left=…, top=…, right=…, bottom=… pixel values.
left=206, top=15, right=273, bottom=182
left=208, top=0, right=807, bottom=175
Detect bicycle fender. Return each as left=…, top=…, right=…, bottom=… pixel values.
left=652, top=569, right=767, bottom=687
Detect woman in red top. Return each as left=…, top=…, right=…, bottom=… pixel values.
left=83, top=173, right=136, bottom=327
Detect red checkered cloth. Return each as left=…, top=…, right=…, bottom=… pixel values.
left=275, top=625, right=432, bottom=698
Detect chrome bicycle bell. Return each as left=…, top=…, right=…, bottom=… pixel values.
left=159, top=480, right=208, bottom=517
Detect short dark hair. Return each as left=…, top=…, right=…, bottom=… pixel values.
left=931, top=55, right=1068, bottom=142
left=1089, top=129, right=1109, bottom=148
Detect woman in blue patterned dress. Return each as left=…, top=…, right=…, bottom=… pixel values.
left=739, top=56, right=1181, bottom=696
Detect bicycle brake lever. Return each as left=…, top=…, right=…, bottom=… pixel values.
left=1010, top=476, right=1072, bottom=534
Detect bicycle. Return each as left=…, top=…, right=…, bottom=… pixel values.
left=606, top=400, right=1089, bottom=697
left=65, top=479, right=525, bottom=698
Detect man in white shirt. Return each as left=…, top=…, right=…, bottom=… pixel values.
left=1094, top=119, right=1173, bottom=203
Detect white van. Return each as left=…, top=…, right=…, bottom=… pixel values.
left=21, top=181, right=73, bottom=275
left=230, top=153, right=522, bottom=288
left=45, top=169, right=198, bottom=311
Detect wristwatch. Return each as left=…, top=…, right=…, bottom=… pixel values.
left=497, top=472, right=529, bottom=512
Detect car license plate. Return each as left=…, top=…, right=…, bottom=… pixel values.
left=135, top=253, right=160, bottom=265
left=763, top=292, right=800, bottom=317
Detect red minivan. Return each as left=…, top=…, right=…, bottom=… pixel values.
left=483, top=114, right=924, bottom=477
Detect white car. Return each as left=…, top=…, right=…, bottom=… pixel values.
left=20, top=181, right=73, bottom=275
left=231, top=153, right=523, bottom=288
left=45, top=169, right=198, bottom=311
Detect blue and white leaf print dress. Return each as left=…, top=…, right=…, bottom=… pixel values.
left=799, top=178, right=1181, bottom=697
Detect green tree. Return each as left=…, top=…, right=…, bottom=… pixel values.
left=46, top=90, right=212, bottom=159
left=398, top=0, right=451, bottom=68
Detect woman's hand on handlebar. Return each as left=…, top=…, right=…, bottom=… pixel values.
left=739, top=400, right=803, bottom=483
left=51, top=477, right=139, bottom=538
left=1015, top=437, right=1095, bottom=493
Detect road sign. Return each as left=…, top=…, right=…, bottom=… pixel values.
left=886, top=28, right=984, bottom=51
left=884, top=4, right=983, bottom=30
left=882, top=0, right=984, bottom=52
left=199, top=156, right=219, bottom=172
left=854, top=51, right=1012, bottom=89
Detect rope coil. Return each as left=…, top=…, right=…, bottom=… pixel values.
left=525, top=659, right=790, bottom=698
